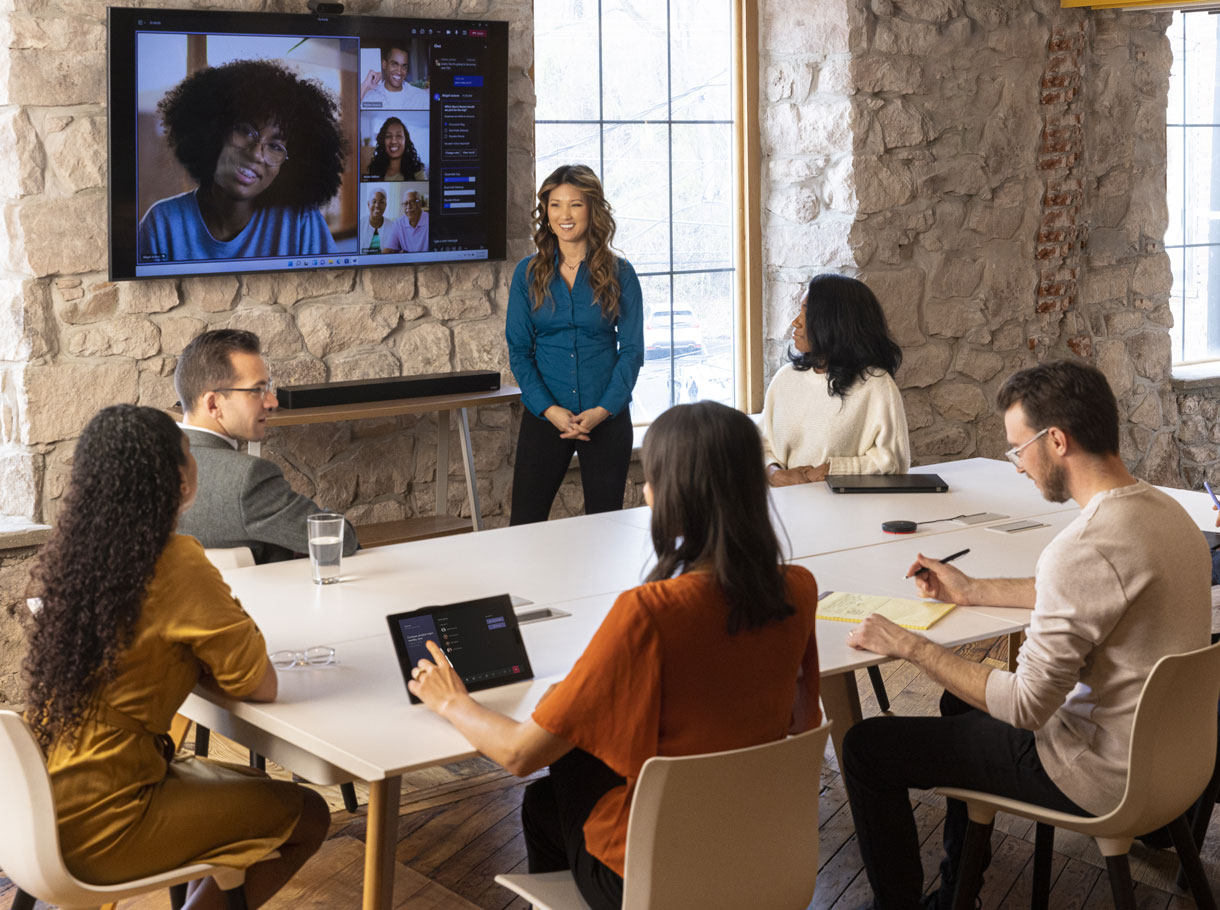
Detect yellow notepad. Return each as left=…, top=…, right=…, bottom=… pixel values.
left=816, top=591, right=956, bottom=631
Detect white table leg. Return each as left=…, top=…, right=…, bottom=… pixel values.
left=437, top=409, right=450, bottom=516
left=457, top=407, right=483, bottom=531
left=363, top=775, right=402, bottom=910
left=821, top=670, right=863, bottom=770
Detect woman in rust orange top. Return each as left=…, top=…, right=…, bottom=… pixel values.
left=409, top=400, right=821, bottom=910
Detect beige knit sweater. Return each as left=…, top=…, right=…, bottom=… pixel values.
left=760, top=365, right=911, bottom=475
left=985, top=481, right=1211, bottom=816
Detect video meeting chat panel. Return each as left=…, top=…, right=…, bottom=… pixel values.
left=110, top=10, right=507, bottom=280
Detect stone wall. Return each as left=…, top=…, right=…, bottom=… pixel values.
left=0, top=0, right=545, bottom=529
left=758, top=0, right=1181, bottom=484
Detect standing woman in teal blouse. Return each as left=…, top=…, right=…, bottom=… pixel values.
left=506, top=164, right=644, bottom=525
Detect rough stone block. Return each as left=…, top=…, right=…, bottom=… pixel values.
left=1126, top=330, right=1170, bottom=382
left=0, top=451, right=41, bottom=520
left=297, top=303, right=399, bottom=358
left=67, top=315, right=160, bottom=359
left=0, top=108, right=45, bottom=198
left=4, top=49, right=104, bottom=106
left=265, top=354, right=327, bottom=388
left=11, top=194, right=106, bottom=276
left=925, top=297, right=985, bottom=339
left=0, top=279, right=52, bottom=361
left=56, top=281, right=117, bottom=325
left=1080, top=266, right=1130, bottom=306
left=224, top=309, right=304, bottom=357
left=859, top=267, right=925, bottom=346
left=156, top=315, right=207, bottom=355
left=44, top=115, right=106, bottom=193
left=895, top=343, right=952, bottom=388
left=396, top=322, right=453, bottom=374
left=910, top=422, right=972, bottom=457
left=363, top=267, right=417, bottom=301
left=932, top=382, right=988, bottom=421
left=854, top=158, right=914, bottom=213
left=1095, top=339, right=1135, bottom=399
left=762, top=0, right=854, bottom=55
left=953, top=348, right=1004, bottom=382
left=877, top=101, right=928, bottom=149
left=454, top=320, right=509, bottom=374
left=23, top=361, right=139, bottom=444
left=119, top=279, right=180, bottom=314
left=930, top=257, right=985, bottom=298
left=768, top=187, right=821, bottom=226
left=329, top=348, right=402, bottom=382
left=1132, top=253, right=1172, bottom=299
left=417, top=266, right=451, bottom=299
left=180, top=275, right=239, bottom=313
left=430, top=294, right=493, bottom=321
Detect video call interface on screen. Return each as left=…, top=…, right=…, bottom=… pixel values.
left=398, top=609, right=528, bottom=690
left=129, top=17, right=500, bottom=278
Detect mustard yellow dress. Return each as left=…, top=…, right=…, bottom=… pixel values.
left=45, top=534, right=304, bottom=884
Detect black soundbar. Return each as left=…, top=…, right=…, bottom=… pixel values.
left=277, top=370, right=501, bottom=409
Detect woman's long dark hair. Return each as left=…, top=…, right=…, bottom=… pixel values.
left=24, top=406, right=187, bottom=750
left=642, top=401, right=793, bottom=633
left=529, top=164, right=621, bottom=319
left=366, top=117, right=424, bottom=180
left=791, top=274, right=903, bottom=399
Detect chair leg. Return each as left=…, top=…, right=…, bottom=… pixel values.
left=194, top=724, right=211, bottom=758
left=867, top=665, right=890, bottom=712
left=169, top=882, right=189, bottom=910
left=341, top=781, right=359, bottom=812
left=249, top=750, right=266, bottom=771
left=1031, top=823, right=1054, bottom=910
left=1177, top=741, right=1220, bottom=890
left=950, top=819, right=993, bottom=910
left=10, top=888, right=35, bottom=910
left=1169, top=814, right=1219, bottom=910
left=1103, top=854, right=1138, bottom=910
left=221, top=887, right=250, bottom=910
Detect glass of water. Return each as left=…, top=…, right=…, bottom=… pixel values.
left=307, top=513, right=345, bottom=585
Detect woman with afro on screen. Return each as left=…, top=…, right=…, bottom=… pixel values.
left=137, top=59, right=344, bottom=262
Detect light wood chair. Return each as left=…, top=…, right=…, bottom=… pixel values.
left=939, top=641, right=1220, bottom=910
left=0, top=709, right=273, bottom=910
left=495, top=721, right=832, bottom=910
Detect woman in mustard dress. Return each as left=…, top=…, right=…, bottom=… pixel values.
left=22, top=404, right=329, bottom=907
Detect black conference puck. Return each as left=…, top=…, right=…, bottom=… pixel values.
left=881, top=520, right=917, bottom=534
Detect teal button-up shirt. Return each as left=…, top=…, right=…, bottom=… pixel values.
left=505, top=255, right=645, bottom=419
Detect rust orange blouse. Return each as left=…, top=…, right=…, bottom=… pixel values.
left=531, top=566, right=820, bottom=876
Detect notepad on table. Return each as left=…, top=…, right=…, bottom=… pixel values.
left=816, top=591, right=955, bottom=631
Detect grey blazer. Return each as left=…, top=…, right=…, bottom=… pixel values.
left=178, top=427, right=358, bottom=564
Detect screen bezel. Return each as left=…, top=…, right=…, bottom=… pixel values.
left=106, top=6, right=508, bottom=281
left=386, top=593, right=534, bottom=705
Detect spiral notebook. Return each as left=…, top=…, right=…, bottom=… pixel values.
left=816, top=591, right=956, bottom=631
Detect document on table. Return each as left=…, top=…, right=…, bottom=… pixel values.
left=816, top=591, right=956, bottom=631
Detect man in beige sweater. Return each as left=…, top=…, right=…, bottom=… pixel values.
left=842, top=360, right=1211, bottom=910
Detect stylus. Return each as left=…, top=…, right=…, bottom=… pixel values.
left=908, top=548, right=971, bottom=578
left=1206, top=481, right=1220, bottom=511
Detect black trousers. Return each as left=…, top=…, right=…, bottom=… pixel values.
left=521, top=749, right=626, bottom=910
left=842, top=691, right=1090, bottom=910
left=509, top=408, right=633, bottom=526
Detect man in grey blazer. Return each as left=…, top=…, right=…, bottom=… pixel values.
left=175, top=328, right=358, bottom=564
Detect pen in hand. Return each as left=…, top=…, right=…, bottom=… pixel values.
left=908, top=548, right=971, bottom=578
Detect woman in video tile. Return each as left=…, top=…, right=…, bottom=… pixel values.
left=137, top=60, right=342, bottom=262
left=406, top=401, right=822, bottom=910
left=364, top=115, right=427, bottom=181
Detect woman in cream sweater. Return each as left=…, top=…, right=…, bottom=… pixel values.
left=762, top=274, right=910, bottom=486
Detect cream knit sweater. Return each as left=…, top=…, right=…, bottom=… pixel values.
left=760, top=365, right=911, bottom=475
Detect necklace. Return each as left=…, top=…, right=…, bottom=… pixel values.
left=561, top=259, right=583, bottom=272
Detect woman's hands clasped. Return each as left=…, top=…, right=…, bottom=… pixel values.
left=767, top=463, right=830, bottom=487
left=543, top=404, right=610, bottom=441
left=407, top=640, right=469, bottom=713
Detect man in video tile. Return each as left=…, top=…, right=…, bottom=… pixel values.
left=137, top=60, right=342, bottom=262
left=383, top=191, right=429, bottom=253
left=361, top=45, right=430, bottom=109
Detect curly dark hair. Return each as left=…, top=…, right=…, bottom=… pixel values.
left=24, top=405, right=187, bottom=750
left=158, top=58, right=345, bottom=208
left=790, top=273, right=903, bottom=399
left=365, top=117, right=425, bottom=180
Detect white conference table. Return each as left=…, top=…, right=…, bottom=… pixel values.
left=181, top=457, right=1216, bottom=910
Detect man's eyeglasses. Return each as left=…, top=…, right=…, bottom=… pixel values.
left=270, top=646, right=337, bottom=670
left=214, top=380, right=276, bottom=400
left=1004, top=427, right=1049, bottom=467
left=229, top=123, right=289, bottom=167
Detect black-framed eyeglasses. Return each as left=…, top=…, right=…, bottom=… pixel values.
left=214, top=380, right=276, bottom=400
left=229, top=123, right=289, bottom=167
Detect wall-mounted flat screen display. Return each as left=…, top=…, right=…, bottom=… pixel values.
left=107, top=7, right=508, bottom=280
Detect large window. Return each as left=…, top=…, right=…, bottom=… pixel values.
left=534, top=0, right=736, bottom=422
left=1168, top=10, right=1220, bottom=365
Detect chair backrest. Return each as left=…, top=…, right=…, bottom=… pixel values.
left=1107, top=641, right=1220, bottom=833
left=204, top=547, right=255, bottom=570
left=0, top=710, right=87, bottom=901
left=620, top=722, right=831, bottom=910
